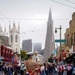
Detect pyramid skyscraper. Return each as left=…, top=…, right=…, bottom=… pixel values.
left=44, top=9, right=55, bottom=61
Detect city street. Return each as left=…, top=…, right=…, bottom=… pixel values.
left=0, top=0, right=75, bottom=75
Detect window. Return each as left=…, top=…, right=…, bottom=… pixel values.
left=15, top=35, right=18, bottom=42
left=11, top=35, right=13, bottom=43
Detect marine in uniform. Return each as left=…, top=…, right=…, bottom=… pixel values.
left=25, top=52, right=40, bottom=75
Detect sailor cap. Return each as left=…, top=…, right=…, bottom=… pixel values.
left=27, top=52, right=34, bottom=56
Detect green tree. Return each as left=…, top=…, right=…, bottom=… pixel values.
left=20, top=50, right=28, bottom=60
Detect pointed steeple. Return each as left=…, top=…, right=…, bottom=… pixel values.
left=4, top=25, right=6, bottom=32
left=48, top=8, right=52, bottom=20
left=0, top=24, right=3, bottom=32
left=13, top=20, right=16, bottom=28
left=9, top=21, right=11, bottom=30
left=18, top=21, right=20, bottom=30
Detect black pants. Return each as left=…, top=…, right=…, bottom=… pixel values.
left=20, top=70, right=24, bottom=75
left=45, top=70, right=48, bottom=75
left=58, top=72, right=62, bottom=75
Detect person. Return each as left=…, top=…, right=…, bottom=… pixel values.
left=20, top=62, right=25, bottom=75
left=7, top=62, right=13, bottom=75
left=0, top=62, right=3, bottom=75
left=57, top=63, right=62, bottom=75
left=63, top=64, right=67, bottom=75
left=72, top=63, right=75, bottom=75
left=54, top=64, right=58, bottom=75
left=67, top=64, right=72, bottom=75
left=3, top=63, right=8, bottom=75
left=48, top=63, right=54, bottom=75
left=40, top=64, right=45, bottom=75
left=25, top=52, right=40, bottom=75
left=44, top=61, right=48, bottom=75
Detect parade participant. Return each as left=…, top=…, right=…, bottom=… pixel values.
left=25, top=52, right=40, bottom=75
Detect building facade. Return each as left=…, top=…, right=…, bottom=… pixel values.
left=9, top=21, right=20, bottom=54
left=34, top=43, right=42, bottom=54
left=22, top=39, right=32, bottom=52
left=65, top=12, right=75, bottom=50
left=0, top=25, right=13, bottom=61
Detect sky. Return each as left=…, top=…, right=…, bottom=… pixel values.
left=0, top=0, right=75, bottom=49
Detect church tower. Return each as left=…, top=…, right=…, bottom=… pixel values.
left=44, top=9, right=55, bottom=61
left=9, top=21, right=20, bottom=54
left=0, top=24, right=7, bottom=36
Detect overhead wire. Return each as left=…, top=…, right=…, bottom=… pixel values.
left=66, top=0, right=75, bottom=4
left=21, top=29, right=46, bottom=34
left=51, top=0, right=75, bottom=9
left=0, top=17, right=71, bottom=20
left=0, top=11, right=10, bottom=25
left=0, top=0, right=74, bottom=22
left=0, top=11, right=9, bottom=21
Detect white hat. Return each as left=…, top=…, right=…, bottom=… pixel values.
left=27, top=52, right=34, bottom=56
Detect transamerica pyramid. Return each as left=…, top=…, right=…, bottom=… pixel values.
left=44, top=9, right=55, bottom=61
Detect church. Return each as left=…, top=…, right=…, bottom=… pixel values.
left=0, top=21, right=20, bottom=61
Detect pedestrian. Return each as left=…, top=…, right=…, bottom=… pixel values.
left=63, top=64, right=67, bottom=75
left=72, top=63, right=75, bottom=75
left=54, top=64, right=58, bottom=75
left=3, top=63, right=8, bottom=75
left=57, top=64, right=62, bottom=75
left=7, top=62, right=13, bottom=75
left=0, top=62, right=3, bottom=75
left=48, top=63, right=54, bottom=75
left=40, top=64, right=45, bottom=75
left=20, top=62, right=25, bottom=75
left=44, top=62, right=48, bottom=75
left=67, top=64, right=72, bottom=75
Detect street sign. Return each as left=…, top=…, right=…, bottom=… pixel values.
left=55, top=39, right=66, bottom=43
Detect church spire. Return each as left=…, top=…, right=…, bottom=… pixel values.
left=9, top=21, right=11, bottom=30
left=0, top=24, right=3, bottom=32
left=48, top=8, right=52, bottom=20
left=13, top=20, right=16, bottom=28
left=4, top=25, right=6, bottom=32
left=18, top=21, right=20, bottom=30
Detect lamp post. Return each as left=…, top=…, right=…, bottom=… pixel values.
left=34, top=51, right=38, bottom=62
left=55, top=25, right=62, bottom=61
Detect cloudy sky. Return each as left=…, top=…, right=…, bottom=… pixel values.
left=0, top=0, right=75, bottom=49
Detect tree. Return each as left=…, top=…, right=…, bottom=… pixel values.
left=20, top=50, right=28, bottom=60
